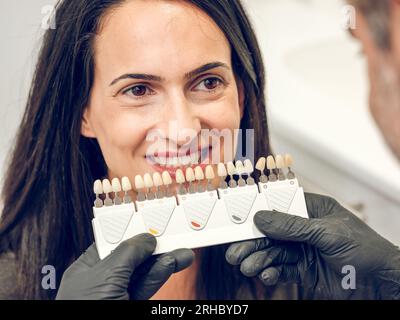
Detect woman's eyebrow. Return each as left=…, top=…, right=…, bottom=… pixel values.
left=109, top=73, right=163, bottom=86
left=184, top=62, right=230, bottom=80
left=109, top=61, right=230, bottom=86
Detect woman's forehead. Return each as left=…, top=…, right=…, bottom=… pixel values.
left=93, top=0, right=232, bottom=78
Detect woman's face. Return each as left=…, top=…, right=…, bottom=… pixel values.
left=81, top=0, right=244, bottom=193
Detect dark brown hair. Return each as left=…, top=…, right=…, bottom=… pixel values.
left=0, top=0, right=270, bottom=299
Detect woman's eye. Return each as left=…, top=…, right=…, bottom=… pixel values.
left=123, top=84, right=154, bottom=97
left=194, top=77, right=224, bottom=92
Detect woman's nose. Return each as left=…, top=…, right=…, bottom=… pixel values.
left=161, top=91, right=202, bottom=145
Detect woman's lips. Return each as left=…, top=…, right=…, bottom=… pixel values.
left=146, top=147, right=212, bottom=178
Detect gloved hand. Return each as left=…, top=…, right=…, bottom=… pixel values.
left=226, top=193, right=400, bottom=299
left=56, top=233, right=194, bottom=300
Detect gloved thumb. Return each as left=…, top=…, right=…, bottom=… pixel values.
left=254, top=210, right=325, bottom=247
left=100, top=233, right=157, bottom=278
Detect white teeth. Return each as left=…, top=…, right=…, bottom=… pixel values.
left=205, top=165, right=215, bottom=180
left=175, top=169, right=185, bottom=184
left=179, top=155, right=192, bottom=166
left=194, top=166, right=204, bottom=180
left=150, top=152, right=201, bottom=168
left=111, top=178, right=121, bottom=192
left=167, top=157, right=178, bottom=167
left=121, top=177, right=132, bottom=191
left=102, top=179, right=113, bottom=194
left=94, top=179, right=103, bottom=194
left=284, top=154, right=294, bottom=167
left=217, top=163, right=227, bottom=177
left=185, top=167, right=195, bottom=182
left=275, top=154, right=284, bottom=169
left=244, top=159, right=254, bottom=173
left=152, top=172, right=163, bottom=187
left=161, top=171, right=172, bottom=185
left=255, top=157, right=266, bottom=171
left=190, top=152, right=199, bottom=164
left=143, top=173, right=153, bottom=188
left=266, top=155, right=276, bottom=169
left=135, top=175, right=145, bottom=189
left=235, top=160, right=244, bottom=175
left=227, top=162, right=236, bottom=176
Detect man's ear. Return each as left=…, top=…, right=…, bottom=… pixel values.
left=237, top=79, right=245, bottom=119
left=81, top=107, right=96, bottom=138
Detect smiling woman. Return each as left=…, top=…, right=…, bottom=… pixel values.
left=0, top=0, right=279, bottom=300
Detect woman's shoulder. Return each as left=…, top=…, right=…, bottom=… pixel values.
left=0, top=251, right=21, bottom=300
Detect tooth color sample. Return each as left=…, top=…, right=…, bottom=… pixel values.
left=191, top=221, right=201, bottom=228
left=149, top=228, right=158, bottom=235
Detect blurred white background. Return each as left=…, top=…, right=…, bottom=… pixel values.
left=0, top=0, right=399, bottom=243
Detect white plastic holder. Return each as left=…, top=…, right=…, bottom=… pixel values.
left=92, top=178, right=308, bottom=259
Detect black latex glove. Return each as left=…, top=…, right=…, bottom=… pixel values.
left=226, top=193, right=400, bottom=299
left=56, top=233, right=194, bottom=300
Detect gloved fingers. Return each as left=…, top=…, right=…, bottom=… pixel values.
left=130, top=254, right=176, bottom=300
left=239, top=245, right=300, bottom=277
left=130, top=248, right=195, bottom=300
left=304, top=193, right=341, bottom=219
left=258, top=264, right=300, bottom=286
left=225, top=237, right=273, bottom=265
left=254, top=210, right=329, bottom=248
left=68, top=243, right=100, bottom=270
left=167, top=248, right=195, bottom=272
left=101, top=233, right=156, bottom=274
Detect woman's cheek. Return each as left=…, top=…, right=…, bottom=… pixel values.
left=102, top=112, right=149, bottom=147
left=94, top=114, right=147, bottom=170
left=201, top=96, right=241, bottom=131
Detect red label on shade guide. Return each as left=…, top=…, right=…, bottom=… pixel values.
left=191, top=221, right=201, bottom=228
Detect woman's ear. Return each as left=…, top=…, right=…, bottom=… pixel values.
left=237, top=79, right=245, bottom=119
left=81, top=108, right=97, bottom=138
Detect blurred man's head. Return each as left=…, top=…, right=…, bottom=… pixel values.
left=347, top=0, right=400, bottom=160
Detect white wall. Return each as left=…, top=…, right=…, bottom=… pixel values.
left=0, top=0, right=57, bottom=178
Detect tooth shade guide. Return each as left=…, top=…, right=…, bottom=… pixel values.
left=143, top=173, right=155, bottom=200
left=185, top=167, right=196, bottom=194
left=266, top=155, right=278, bottom=182
left=102, top=179, right=113, bottom=206
left=161, top=171, right=174, bottom=197
left=284, top=153, right=294, bottom=167
left=241, top=159, right=255, bottom=186
left=134, top=175, right=146, bottom=202
left=152, top=172, right=165, bottom=199
left=226, top=162, right=237, bottom=188
left=91, top=153, right=309, bottom=259
left=274, top=154, right=286, bottom=181
left=217, top=163, right=228, bottom=189
left=255, top=157, right=268, bottom=183
left=94, top=157, right=296, bottom=207
left=120, top=177, right=133, bottom=203
left=235, top=160, right=246, bottom=187
left=246, top=177, right=255, bottom=185
left=194, top=166, right=205, bottom=193
left=175, top=169, right=187, bottom=195
left=205, top=165, right=215, bottom=191
left=93, top=180, right=104, bottom=208
left=284, top=154, right=296, bottom=179
left=111, top=178, right=123, bottom=205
